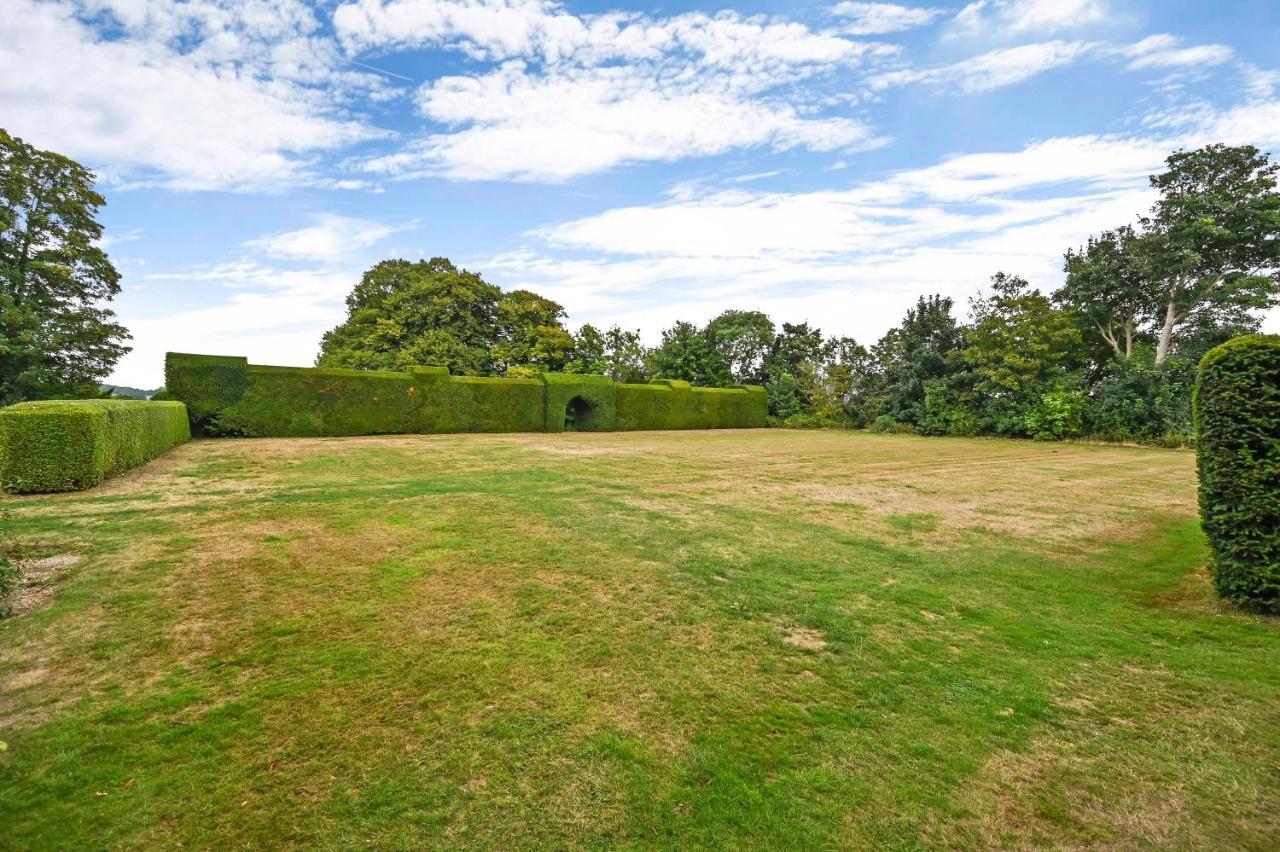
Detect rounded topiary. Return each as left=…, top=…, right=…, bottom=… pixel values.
left=1193, top=334, right=1280, bottom=613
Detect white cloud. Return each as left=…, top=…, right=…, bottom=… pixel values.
left=952, top=0, right=1111, bottom=36
left=874, top=40, right=1095, bottom=92
left=0, top=0, right=390, bottom=191
left=1122, top=35, right=1234, bottom=70
left=481, top=97, right=1280, bottom=347
left=830, top=3, right=946, bottom=36
left=245, top=214, right=408, bottom=262
left=337, top=1, right=893, bottom=182
left=360, top=60, right=882, bottom=182
left=334, top=0, right=866, bottom=66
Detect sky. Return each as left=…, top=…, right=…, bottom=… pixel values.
left=2, top=0, right=1279, bottom=388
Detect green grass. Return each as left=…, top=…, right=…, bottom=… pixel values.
left=1, top=430, right=1276, bottom=849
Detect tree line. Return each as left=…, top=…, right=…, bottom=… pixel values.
left=3, top=125, right=1278, bottom=445
left=318, top=144, right=1279, bottom=444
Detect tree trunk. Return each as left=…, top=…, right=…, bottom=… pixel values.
left=1155, top=300, right=1178, bottom=365
left=1124, top=321, right=1134, bottom=359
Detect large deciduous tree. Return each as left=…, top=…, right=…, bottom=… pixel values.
left=319, top=259, right=581, bottom=377
left=866, top=295, right=966, bottom=426
left=1059, top=225, right=1149, bottom=360
left=1144, top=145, right=1280, bottom=364
left=565, top=324, right=650, bottom=382
left=965, top=273, right=1083, bottom=435
left=318, top=258, right=503, bottom=374
left=493, top=289, right=574, bottom=374
left=648, top=320, right=730, bottom=387
left=1, top=128, right=129, bottom=404
left=706, top=309, right=775, bottom=384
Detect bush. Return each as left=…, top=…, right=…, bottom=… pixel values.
left=1194, top=335, right=1280, bottom=613
left=1084, top=351, right=1195, bottom=445
left=0, top=400, right=191, bottom=493
left=1024, top=389, right=1086, bottom=441
left=776, top=412, right=854, bottom=430
left=870, top=415, right=917, bottom=435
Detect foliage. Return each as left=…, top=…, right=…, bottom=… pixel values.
left=1059, top=225, right=1150, bottom=360
left=317, top=258, right=504, bottom=375
left=564, top=324, right=649, bottom=383
left=864, top=295, right=966, bottom=426
left=1024, top=389, right=1087, bottom=441
left=1084, top=349, right=1196, bottom=443
left=0, top=399, right=189, bottom=493
left=647, top=321, right=731, bottom=387
left=0, top=128, right=130, bottom=405
left=964, top=273, right=1084, bottom=436
left=1143, top=145, right=1280, bottom=364
left=1194, top=334, right=1280, bottom=613
left=493, top=289, right=575, bottom=374
left=706, top=310, right=775, bottom=384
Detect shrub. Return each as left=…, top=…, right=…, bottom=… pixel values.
left=0, top=400, right=191, bottom=493
left=777, top=413, right=853, bottom=430
left=1194, top=334, right=1280, bottom=613
left=1084, top=351, right=1195, bottom=445
left=870, top=415, right=917, bottom=435
left=1024, top=389, right=1086, bottom=441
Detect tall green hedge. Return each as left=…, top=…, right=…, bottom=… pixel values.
left=0, top=400, right=191, bottom=493
left=616, top=381, right=767, bottom=430
left=1194, top=334, right=1280, bottom=613
left=543, top=373, right=617, bottom=432
left=165, top=353, right=768, bottom=437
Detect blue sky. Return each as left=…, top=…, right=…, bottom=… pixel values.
left=2, top=0, right=1278, bottom=387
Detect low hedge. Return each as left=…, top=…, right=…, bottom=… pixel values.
left=0, top=399, right=191, bottom=493
left=1194, top=334, right=1280, bottom=613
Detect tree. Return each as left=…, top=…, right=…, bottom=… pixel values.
left=1141, top=145, right=1280, bottom=364
left=601, top=326, right=649, bottom=383
left=1, top=128, right=129, bottom=404
left=866, top=295, right=966, bottom=426
left=317, top=258, right=501, bottom=375
left=965, top=273, right=1083, bottom=435
left=1058, top=225, right=1150, bottom=360
left=493, top=289, right=574, bottom=374
left=564, top=323, right=608, bottom=375
left=705, top=310, right=775, bottom=384
left=648, top=320, right=730, bottom=386
left=810, top=335, right=869, bottom=425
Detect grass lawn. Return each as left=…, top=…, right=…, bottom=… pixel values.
left=1, top=430, right=1277, bottom=849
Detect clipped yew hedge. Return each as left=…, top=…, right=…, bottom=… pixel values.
left=165, top=352, right=767, bottom=437
left=1194, top=334, right=1280, bottom=613
left=0, top=399, right=191, bottom=493
left=615, top=380, right=767, bottom=431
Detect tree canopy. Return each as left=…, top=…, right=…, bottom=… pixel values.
left=321, top=259, right=533, bottom=376
left=1058, top=144, right=1280, bottom=366
left=1, top=128, right=129, bottom=405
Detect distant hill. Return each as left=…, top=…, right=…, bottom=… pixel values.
left=101, top=385, right=159, bottom=400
